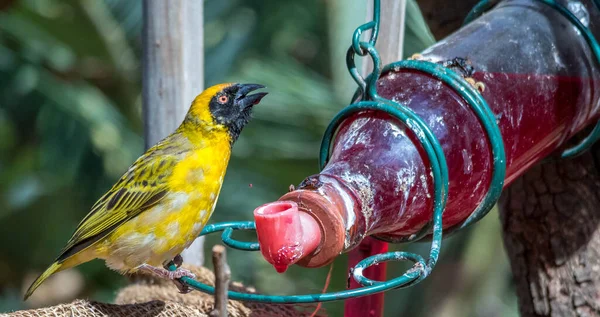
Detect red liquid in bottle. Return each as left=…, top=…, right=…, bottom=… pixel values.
left=316, top=70, right=598, bottom=243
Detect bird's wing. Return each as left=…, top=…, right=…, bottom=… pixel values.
left=56, top=135, right=192, bottom=262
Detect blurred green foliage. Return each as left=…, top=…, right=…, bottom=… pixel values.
left=0, top=0, right=517, bottom=315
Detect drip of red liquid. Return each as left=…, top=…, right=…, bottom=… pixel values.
left=273, top=264, right=288, bottom=273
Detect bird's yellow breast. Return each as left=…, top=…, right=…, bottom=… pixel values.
left=99, top=133, right=232, bottom=270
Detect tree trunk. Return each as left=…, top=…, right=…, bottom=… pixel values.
left=499, top=146, right=600, bottom=317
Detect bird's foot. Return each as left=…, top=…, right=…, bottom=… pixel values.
left=172, top=279, right=193, bottom=294
left=161, top=255, right=193, bottom=293
left=138, top=263, right=196, bottom=280
left=138, top=263, right=196, bottom=293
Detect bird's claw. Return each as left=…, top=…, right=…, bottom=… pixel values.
left=173, top=278, right=193, bottom=294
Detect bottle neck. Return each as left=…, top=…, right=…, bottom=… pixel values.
left=283, top=174, right=367, bottom=260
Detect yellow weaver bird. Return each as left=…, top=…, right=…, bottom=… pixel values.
left=25, top=83, right=267, bottom=299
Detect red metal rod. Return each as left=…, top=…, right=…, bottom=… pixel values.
left=345, top=238, right=388, bottom=317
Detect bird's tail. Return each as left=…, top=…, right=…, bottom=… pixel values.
left=24, top=244, right=98, bottom=300
left=24, top=262, right=64, bottom=300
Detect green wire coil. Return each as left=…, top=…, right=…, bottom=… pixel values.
left=168, top=221, right=430, bottom=303
left=169, top=0, right=600, bottom=303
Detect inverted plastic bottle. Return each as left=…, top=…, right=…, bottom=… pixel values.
left=255, top=0, right=600, bottom=269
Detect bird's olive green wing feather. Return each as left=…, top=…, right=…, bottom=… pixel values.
left=56, top=135, right=192, bottom=262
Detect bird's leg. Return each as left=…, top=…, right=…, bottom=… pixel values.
left=159, top=254, right=193, bottom=294
left=173, top=254, right=184, bottom=268
left=163, top=254, right=184, bottom=269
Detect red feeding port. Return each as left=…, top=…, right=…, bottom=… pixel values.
left=254, top=201, right=322, bottom=273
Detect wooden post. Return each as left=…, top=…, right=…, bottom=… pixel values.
left=346, top=2, right=406, bottom=317
left=362, top=0, right=407, bottom=75
left=142, top=0, right=205, bottom=266
left=209, top=245, right=231, bottom=317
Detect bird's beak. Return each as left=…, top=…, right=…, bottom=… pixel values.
left=236, top=84, right=268, bottom=109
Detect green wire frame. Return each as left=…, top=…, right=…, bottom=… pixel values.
left=169, top=0, right=600, bottom=303
left=168, top=221, right=429, bottom=304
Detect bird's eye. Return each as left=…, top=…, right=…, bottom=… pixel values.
left=218, top=95, right=229, bottom=104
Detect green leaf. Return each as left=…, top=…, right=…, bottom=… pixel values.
left=403, top=0, right=436, bottom=58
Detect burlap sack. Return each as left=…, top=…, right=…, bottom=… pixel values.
left=4, top=265, right=325, bottom=317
